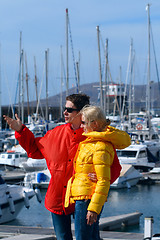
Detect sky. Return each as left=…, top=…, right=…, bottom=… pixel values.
left=0, top=0, right=160, bottom=106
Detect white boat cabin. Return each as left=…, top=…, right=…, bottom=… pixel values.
left=0, top=151, right=27, bottom=169
left=117, top=144, right=155, bottom=172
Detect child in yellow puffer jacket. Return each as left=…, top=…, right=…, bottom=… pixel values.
left=65, top=105, right=131, bottom=240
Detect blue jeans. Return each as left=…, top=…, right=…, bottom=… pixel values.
left=51, top=212, right=73, bottom=240
left=75, top=200, right=101, bottom=240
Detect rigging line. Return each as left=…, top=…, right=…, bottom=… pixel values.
left=150, top=24, right=160, bottom=93
left=36, top=61, right=45, bottom=119
left=4, top=67, right=14, bottom=118
left=99, top=32, right=106, bottom=81
left=35, top=62, right=45, bottom=122
left=61, top=47, right=66, bottom=86
left=105, top=60, right=121, bottom=117
left=39, top=100, right=45, bottom=122
left=122, top=45, right=132, bottom=118
left=131, top=50, right=136, bottom=113
left=14, top=52, right=22, bottom=114
left=68, top=14, right=78, bottom=93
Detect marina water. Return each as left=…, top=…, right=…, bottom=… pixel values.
left=5, top=183, right=160, bottom=235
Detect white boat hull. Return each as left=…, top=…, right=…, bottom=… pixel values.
left=24, top=169, right=50, bottom=189
left=0, top=200, right=25, bottom=223
left=0, top=151, right=27, bottom=170
left=111, top=164, right=142, bottom=189
left=0, top=183, right=35, bottom=224
left=21, top=158, right=47, bottom=172
left=111, top=177, right=140, bottom=189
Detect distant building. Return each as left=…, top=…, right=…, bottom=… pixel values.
left=105, top=83, right=128, bottom=116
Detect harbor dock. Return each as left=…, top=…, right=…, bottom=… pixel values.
left=139, top=172, right=160, bottom=185
left=0, top=212, right=143, bottom=239
left=0, top=225, right=144, bottom=240
left=71, top=211, right=142, bottom=232
left=1, top=170, right=25, bottom=184
left=99, top=211, right=142, bottom=231
left=2, top=169, right=160, bottom=185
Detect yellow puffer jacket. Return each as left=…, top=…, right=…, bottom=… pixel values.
left=65, top=126, right=131, bottom=215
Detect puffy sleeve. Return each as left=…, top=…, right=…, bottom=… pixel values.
left=87, top=142, right=114, bottom=215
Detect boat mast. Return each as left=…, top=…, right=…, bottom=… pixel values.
left=66, top=8, right=69, bottom=96
left=129, top=38, right=133, bottom=129
left=76, top=51, right=80, bottom=92
left=146, top=4, right=151, bottom=138
left=25, top=53, right=30, bottom=118
left=104, top=39, right=109, bottom=116
left=132, top=52, right=135, bottom=114
left=122, top=41, right=132, bottom=120
left=60, top=46, right=63, bottom=119
left=34, top=56, right=38, bottom=111
left=18, top=32, right=22, bottom=117
left=119, top=66, right=122, bottom=120
left=0, top=44, right=1, bottom=129
left=21, top=49, right=24, bottom=124
left=96, top=26, right=103, bottom=110
left=78, top=51, right=80, bottom=91
left=45, top=49, right=49, bottom=123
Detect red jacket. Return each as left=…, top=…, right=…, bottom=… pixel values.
left=15, top=123, right=85, bottom=215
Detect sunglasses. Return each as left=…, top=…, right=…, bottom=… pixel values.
left=64, top=107, right=79, bottom=113
left=81, top=120, right=94, bottom=125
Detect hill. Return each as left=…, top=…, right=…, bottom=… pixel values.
left=12, top=81, right=160, bottom=116
left=40, top=81, right=160, bottom=113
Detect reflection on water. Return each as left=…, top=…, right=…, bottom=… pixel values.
left=4, top=185, right=160, bottom=235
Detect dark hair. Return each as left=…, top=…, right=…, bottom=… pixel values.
left=66, top=93, right=90, bottom=110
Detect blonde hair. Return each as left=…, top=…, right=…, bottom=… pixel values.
left=80, top=105, right=110, bottom=131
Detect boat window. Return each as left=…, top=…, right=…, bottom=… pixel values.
left=8, top=154, right=12, bottom=159
left=138, top=150, right=147, bottom=158
left=15, top=154, right=19, bottom=158
left=152, top=134, right=159, bottom=140
left=131, top=135, right=138, bottom=141
left=116, top=150, right=137, bottom=158
left=140, top=135, right=143, bottom=141
left=1, top=155, right=5, bottom=158
left=145, top=135, right=149, bottom=140
left=20, top=153, right=27, bottom=158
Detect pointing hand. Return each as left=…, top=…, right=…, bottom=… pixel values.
left=3, top=114, right=23, bottom=132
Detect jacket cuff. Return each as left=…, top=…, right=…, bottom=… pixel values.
left=15, top=124, right=26, bottom=137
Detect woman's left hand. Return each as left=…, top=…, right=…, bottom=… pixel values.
left=88, top=173, right=97, bottom=182
left=86, top=210, right=98, bottom=225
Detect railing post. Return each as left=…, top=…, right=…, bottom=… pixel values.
left=144, top=216, right=154, bottom=239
